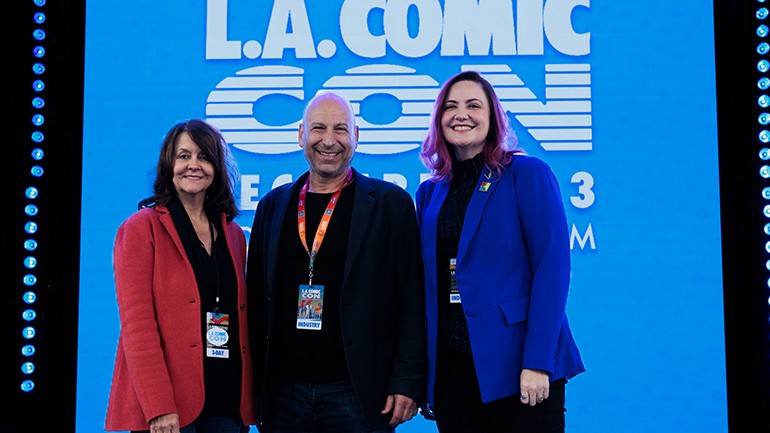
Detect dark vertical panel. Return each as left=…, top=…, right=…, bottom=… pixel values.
left=3, top=1, right=85, bottom=432
left=714, top=0, right=770, bottom=431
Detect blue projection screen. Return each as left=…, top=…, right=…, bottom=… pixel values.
left=78, top=1, right=726, bottom=432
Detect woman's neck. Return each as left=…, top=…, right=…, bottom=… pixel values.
left=177, top=193, right=207, bottom=222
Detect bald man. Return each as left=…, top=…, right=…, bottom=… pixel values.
left=247, top=92, right=426, bottom=433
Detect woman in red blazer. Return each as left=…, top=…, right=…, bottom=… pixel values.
left=105, top=119, right=256, bottom=433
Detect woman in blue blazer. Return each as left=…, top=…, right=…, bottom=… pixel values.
left=415, top=71, right=585, bottom=432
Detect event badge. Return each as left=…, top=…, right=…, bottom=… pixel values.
left=206, top=311, right=230, bottom=358
left=297, top=285, right=324, bottom=330
left=449, top=258, right=461, bottom=303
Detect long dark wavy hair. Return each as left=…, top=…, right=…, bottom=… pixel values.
left=419, top=70, right=523, bottom=182
left=138, top=119, right=239, bottom=221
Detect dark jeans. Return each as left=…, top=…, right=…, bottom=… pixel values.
left=132, top=414, right=244, bottom=433
left=434, top=351, right=567, bottom=433
left=259, top=378, right=394, bottom=433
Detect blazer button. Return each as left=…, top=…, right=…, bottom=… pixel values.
left=465, top=309, right=476, bottom=317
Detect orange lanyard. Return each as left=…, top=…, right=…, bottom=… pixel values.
left=297, top=169, right=353, bottom=284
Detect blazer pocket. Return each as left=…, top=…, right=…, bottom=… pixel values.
left=498, top=296, right=529, bottom=326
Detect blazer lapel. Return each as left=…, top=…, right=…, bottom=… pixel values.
left=266, top=175, right=306, bottom=291
left=423, top=181, right=450, bottom=240
left=343, top=169, right=374, bottom=287
left=423, top=181, right=450, bottom=291
left=158, top=207, right=188, bottom=261
left=457, top=166, right=497, bottom=261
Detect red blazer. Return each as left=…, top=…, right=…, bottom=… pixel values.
left=105, top=205, right=256, bottom=431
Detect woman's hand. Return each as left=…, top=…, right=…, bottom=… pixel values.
left=519, top=368, right=550, bottom=406
left=149, top=412, right=180, bottom=433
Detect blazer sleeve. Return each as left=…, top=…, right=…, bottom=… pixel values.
left=514, top=157, right=572, bottom=373
left=113, top=212, right=179, bottom=421
left=385, top=189, right=427, bottom=403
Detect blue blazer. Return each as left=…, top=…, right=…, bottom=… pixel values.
left=415, top=154, right=585, bottom=404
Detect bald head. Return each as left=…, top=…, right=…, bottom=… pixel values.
left=299, top=92, right=359, bottom=192
left=302, top=92, right=357, bottom=128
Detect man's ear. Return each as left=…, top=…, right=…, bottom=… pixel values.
left=298, top=124, right=305, bottom=148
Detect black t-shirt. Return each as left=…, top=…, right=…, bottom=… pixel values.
left=270, top=182, right=354, bottom=383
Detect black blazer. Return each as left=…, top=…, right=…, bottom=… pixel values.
left=246, top=169, right=426, bottom=429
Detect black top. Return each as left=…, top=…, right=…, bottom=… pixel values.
left=436, top=152, right=485, bottom=354
left=271, top=181, right=355, bottom=383
left=167, top=196, right=241, bottom=417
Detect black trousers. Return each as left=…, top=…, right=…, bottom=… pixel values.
left=433, top=351, right=567, bottom=433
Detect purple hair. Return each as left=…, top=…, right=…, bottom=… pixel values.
left=419, top=70, right=523, bottom=182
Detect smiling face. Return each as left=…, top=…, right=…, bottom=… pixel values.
left=299, top=93, right=359, bottom=192
left=441, top=79, right=491, bottom=161
left=172, top=131, right=214, bottom=201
